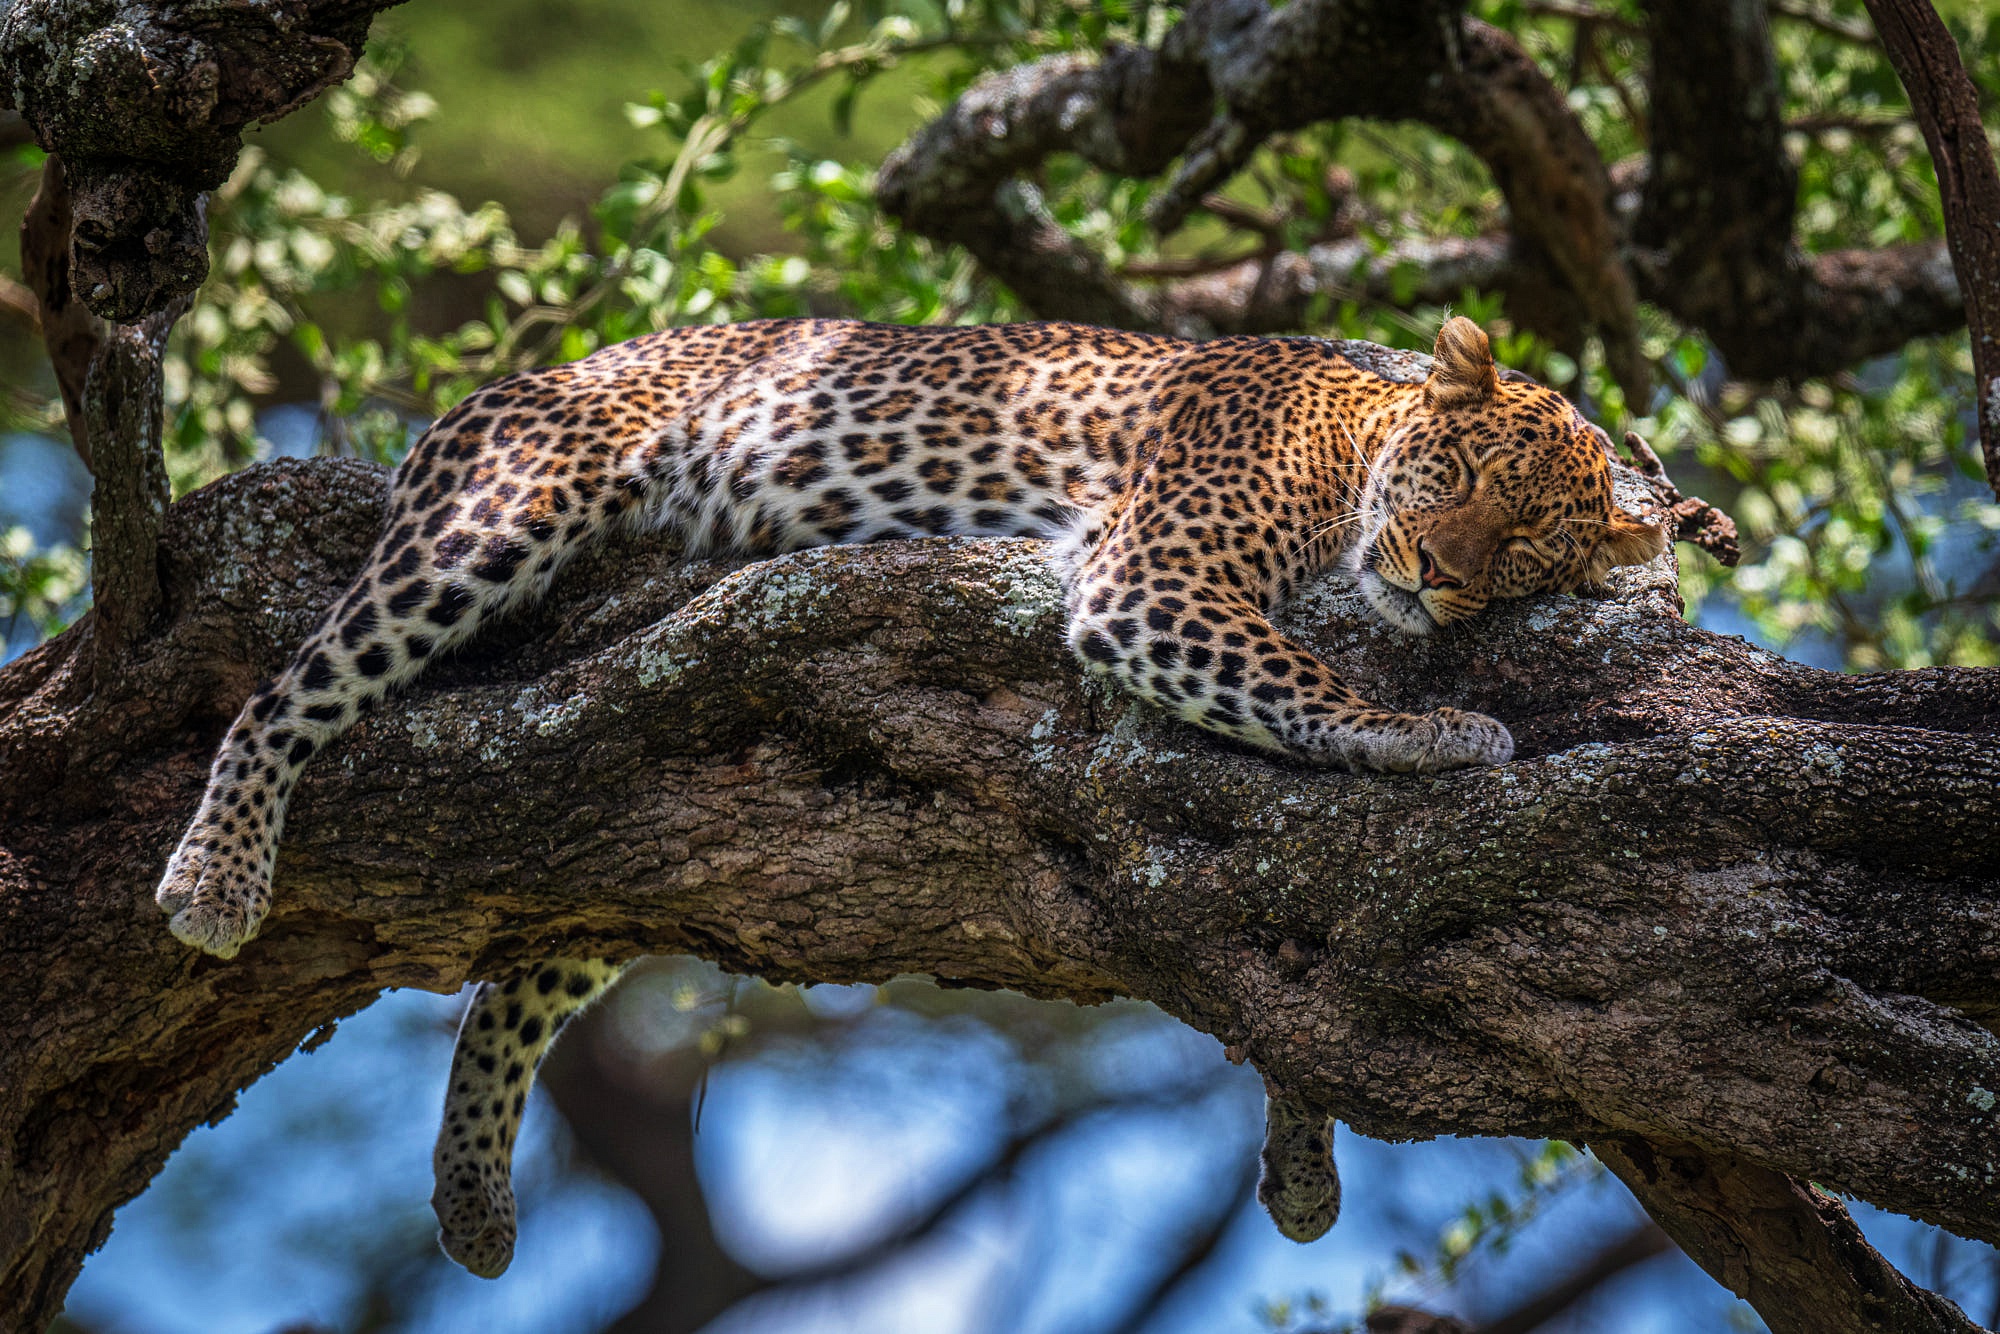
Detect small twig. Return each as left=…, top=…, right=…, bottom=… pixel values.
left=1195, top=191, right=1287, bottom=239
left=1622, top=430, right=1742, bottom=566
left=1786, top=111, right=1913, bottom=134
left=1772, top=0, right=1879, bottom=44
left=1520, top=0, right=1644, bottom=34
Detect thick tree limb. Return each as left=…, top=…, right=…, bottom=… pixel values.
left=0, top=0, right=403, bottom=322
left=2, top=456, right=1998, bottom=1330
left=1594, top=1140, right=1988, bottom=1333
left=1860, top=0, right=2000, bottom=495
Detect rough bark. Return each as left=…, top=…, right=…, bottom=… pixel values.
left=2, top=455, right=1998, bottom=1330
left=0, top=0, right=402, bottom=322
left=1860, top=0, right=2000, bottom=496
left=1594, top=1140, right=1987, bottom=1333
left=79, top=303, right=187, bottom=675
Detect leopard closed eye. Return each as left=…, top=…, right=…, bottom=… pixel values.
left=152, top=315, right=1666, bottom=1272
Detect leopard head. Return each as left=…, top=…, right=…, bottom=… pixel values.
left=1350, top=317, right=1667, bottom=635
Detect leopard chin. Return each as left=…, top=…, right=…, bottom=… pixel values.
left=1358, top=569, right=1438, bottom=635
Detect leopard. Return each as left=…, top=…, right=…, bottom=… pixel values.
left=152, top=314, right=1666, bottom=1276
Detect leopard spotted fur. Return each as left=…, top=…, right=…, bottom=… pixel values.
left=153, top=315, right=1666, bottom=1274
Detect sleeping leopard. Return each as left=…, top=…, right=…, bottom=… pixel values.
left=154, top=315, right=1667, bottom=1275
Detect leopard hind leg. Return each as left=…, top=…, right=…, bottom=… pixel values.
left=1258, top=1085, right=1340, bottom=1242
left=432, top=959, right=625, bottom=1277
left=157, top=386, right=649, bottom=956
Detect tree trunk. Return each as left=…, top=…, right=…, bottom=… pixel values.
left=2, top=453, right=1997, bottom=1330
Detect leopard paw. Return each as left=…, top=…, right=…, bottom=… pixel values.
left=1415, top=707, right=1514, bottom=771
left=437, top=1219, right=517, bottom=1280
left=1259, top=1091, right=1341, bottom=1243
left=154, top=843, right=204, bottom=919
left=156, top=819, right=274, bottom=957
left=1336, top=707, right=1514, bottom=773
left=167, top=897, right=259, bottom=960
left=433, top=1172, right=517, bottom=1279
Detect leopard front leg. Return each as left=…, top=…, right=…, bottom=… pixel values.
left=432, top=959, right=625, bottom=1278
left=1065, top=554, right=1512, bottom=773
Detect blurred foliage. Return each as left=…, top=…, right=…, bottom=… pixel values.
left=1388, top=1141, right=1592, bottom=1291
left=0, top=523, right=88, bottom=655
left=1256, top=1141, right=1607, bottom=1333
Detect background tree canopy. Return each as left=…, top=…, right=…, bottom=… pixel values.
left=2, top=1, right=1998, bottom=1332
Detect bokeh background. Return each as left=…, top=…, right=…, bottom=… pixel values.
left=4, top=0, right=1997, bottom=1330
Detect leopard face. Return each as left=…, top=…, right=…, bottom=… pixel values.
left=1348, top=319, right=1667, bottom=634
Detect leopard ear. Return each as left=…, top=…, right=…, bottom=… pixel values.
left=1591, top=509, right=1669, bottom=576
left=1425, top=317, right=1499, bottom=410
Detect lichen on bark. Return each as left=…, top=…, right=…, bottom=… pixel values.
left=1, top=453, right=1996, bottom=1331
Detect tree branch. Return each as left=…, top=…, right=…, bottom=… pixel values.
left=1594, top=1139, right=1989, bottom=1333
left=882, top=0, right=1970, bottom=393
left=19, top=157, right=101, bottom=470
left=82, top=297, right=189, bottom=671
left=0, top=0, right=405, bottom=322
left=1632, top=0, right=1972, bottom=381
left=1859, top=0, right=2000, bottom=494
left=1414, top=18, right=1646, bottom=402
left=2, top=450, right=1998, bottom=1329
left=19, top=153, right=190, bottom=666
left=878, top=0, right=1633, bottom=362
left=1476, top=1222, right=1671, bottom=1334
left=536, top=1006, right=766, bottom=1334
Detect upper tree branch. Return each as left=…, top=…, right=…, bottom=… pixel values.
left=879, top=1, right=1650, bottom=396
left=1859, top=0, right=2000, bottom=494
left=0, top=0, right=405, bottom=323
left=5, top=0, right=400, bottom=662
left=1, top=453, right=1997, bottom=1329
left=1413, top=18, right=1646, bottom=401
left=882, top=0, right=1972, bottom=389
left=1633, top=0, right=1970, bottom=382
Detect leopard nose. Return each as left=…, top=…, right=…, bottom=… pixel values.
left=1418, top=540, right=1462, bottom=590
